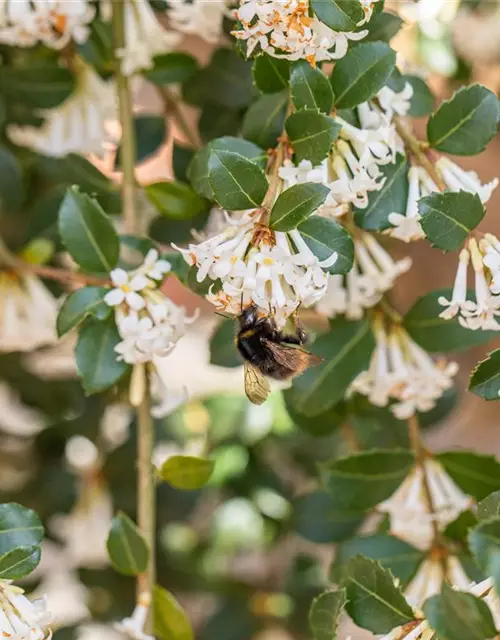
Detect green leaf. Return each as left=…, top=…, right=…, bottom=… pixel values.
left=331, top=534, right=424, bottom=587
left=419, top=191, right=485, bottom=252
left=406, top=75, right=435, bottom=117
left=115, top=115, right=166, bottom=168
left=470, top=349, right=500, bottom=400
left=270, top=183, right=330, bottom=231
left=145, top=181, right=209, bottom=220
left=423, top=583, right=497, bottom=640
left=331, top=42, right=396, bottom=108
left=210, top=319, right=241, bottom=368
left=427, top=84, right=500, bottom=155
left=208, top=149, right=268, bottom=210
left=287, top=317, right=374, bottom=416
left=469, top=517, right=500, bottom=571
left=286, top=110, right=341, bottom=164
left=144, top=52, right=199, bottom=85
left=0, top=64, right=75, bottom=109
left=198, top=103, right=243, bottom=143
left=443, top=510, right=478, bottom=542
left=325, top=449, right=415, bottom=511
left=310, top=0, right=364, bottom=31
left=349, top=396, right=411, bottom=450
left=173, top=144, right=194, bottom=184
left=57, top=287, right=111, bottom=337
left=154, top=584, right=194, bottom=640
left=290, top=61, right=335, bottom=114
left=159, top=456, right=215, bottom=490
left=403, top=289, right=496, bottom=353
left=309, top=589, right=347, bottom=640
left=363, top=12, right=403, bottom=43
left=253, top=54, right=290, bottom=93
left=292, top=491, right=364, bottom=543
left=284, top=390, right=346, bottom=436
left=107, top=512, right=149, bottom=576
left=354, top=154, right=409, bottom=231
left=437, top=451, right=500, bottom=501
left=0, top=546, right=41, bottom=580
left=298, top=215, right=354, bottom=274
left=76, top=318, right=130, bottom=394
left=0, top=503, right=44, bottom=557
left=0, top=148, right=24, bottom=213
left=478, top=491, right=500, bottom=520
left=58, top=186, right=119, bottom=274
left=343, top=556, right=414, bottom=634
left=242, top=90, right=288, bottom=149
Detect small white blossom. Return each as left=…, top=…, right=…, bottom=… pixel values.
left=115, top=593, right=154, bottom=640
left=0, top=382, right=46, bottom=437
left=8, top=61, right=116, bottom=158
left=104, top=270, right=149, bottom=311
left=0, top=0, right=95, bottom=48
left=404, top=554, right=470, bottom=608
left=33, top=570, right=89, bottom=630
left=438, top=248, right=476, bottom=320
left=77, top=624, right=124, bottom=640
left=436, top=156, right=499, bottom=204
left=378, top=458, right=472, bottom=550
left=0, top=579, right=51, bottom=640
left=386, top=167, right=427, bottom=243
left=377, top=82, right=415, bottom=119
left=358, top=0, right=381, bottom=26
left=349, top=317, right=458, bottom=419
left=168, top=0, right=228, bottom=43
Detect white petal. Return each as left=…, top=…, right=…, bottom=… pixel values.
left=104, top=289, right=125, bottom=306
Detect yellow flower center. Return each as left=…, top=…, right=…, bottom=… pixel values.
left=263, top=257, right=275, bottom=266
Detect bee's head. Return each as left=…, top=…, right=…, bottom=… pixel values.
left=239, top=303, right=259, bottom=329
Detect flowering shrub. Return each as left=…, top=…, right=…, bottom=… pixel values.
left=1, top=1, right=500, bottom=640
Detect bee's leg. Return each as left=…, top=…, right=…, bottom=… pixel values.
left=291, top=308, right=308, bottom=344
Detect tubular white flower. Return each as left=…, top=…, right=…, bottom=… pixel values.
left=387, top=166, right=426, bottom=243
left=438, top=248, right=476, bottom=320
left=350, top=320, right=458, bottom=419
left=0, top=579, right=51, bottom=640
left=0, top=271, right=57, bottom=353
left=232, top=0, right=368, bottom=64
left=0, top=382, right=46, bottom=437
left=0, top=0, right=95, bottom=48
left=77, top=624, right=124, bottom=640
left=404, top=555, right=469, bottom=609
left=113, top=0, right=181, bottom=76
left=378, top=458, right=472, bottom=550
left=115, top=593, right=154, bottom=640
left=358, top=0, right=382, bottom=26
left=377, top=82, right=415, bottom=119
left=435, top=156, right=499, bottom=204
left=33, top=569, right=89, bottom=630
left=8, top=61, right=116, bottom=158
left=168, top=0, right=227, bottom=43
left=481, top=233, right=500, bottom=294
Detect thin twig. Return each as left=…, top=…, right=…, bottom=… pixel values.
left=157, top=86, right=202, bottom=150
left=15, top=261, right=110, bottom=287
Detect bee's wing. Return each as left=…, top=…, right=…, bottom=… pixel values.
left=244, top=361, right=270, bottom=405
left=263, top=340, right=323, bottom=376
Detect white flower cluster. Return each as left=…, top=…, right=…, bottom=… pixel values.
left=174, top=210, right=337, bottom=326
left=168, top=0, right=229, bottom=44
left=0, top=578, right=51, bottom=640
left=317, top=231, right=411, bottom=320
left=0, top=0, right=95, bottom=48
left=349, top=316, right=458, bottom=419
left=439, top=236, right=500, bottom=331
left=104, top=249, right=194, bottom=365
left=232, top=0, right=380, bottom=64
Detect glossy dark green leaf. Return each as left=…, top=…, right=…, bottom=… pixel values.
left=0, top=148, right=23, bottom=213
left=242, top=90, right=288, bottom=149
left=0, top=503, right=43, bottom=557
left=349, top=396, right=410, bottom=450
left=284, top=390, right=346, bottom=436
left=145, top=181, right=209, bottom=220
left=469, top=517, right=500, bottom=571
left=332, top=534, right=423, bottom=587
left=149, top=210, right=210, bottom=246
left=298, top=215, right=354, bottom=274
left=423, top=583, right=497, bottom=640
left=0, top=64, right=76, bottom=109
left=144, top=52, right=199, bottom=85
left=198, top=104, right=243, bottom=143
left=57, top=287, right=111, bottom=337
left=292, top=491, right=364, bottom=543
left=210, top=319, right=241, bottom=368
left=363, top=12, right=403, bottom=43
left=478, top=491, right=500, bottom=520
left=270, top=183, right=330, bottom=231
left=208, top=149, right=268, bottom=210
left=253, top=54, right=290, bottom=93
left=290, top=61, right=334, bottom=113
left=354, top=154, right=409, bottom=230
left=107, top=512, right=149, bottom=576
left=115, top=115, right=166, bottom=168
left=419, top=191, right=485, bottom=251
left=75, top=318, right=130, bottom=394
left=58, top=186, right=119, bottom=273
left=443, top=510, right=478, bottom=542
left=437, top=451, right=500, bottom=501
left=286, top=317, right=374, bottom=416
left=324, top=449, right=415, bottom=511
left=469, top=349, right=500, bottom=400
left=403, top=289, right=496, bottom=353
left=172, top=144, right=194, bottom=184
left=310, top=0, right=364, bottom=31
left=406, top=75, right=435, bottom=117
left=0, top=546, right=41, bottom=580
left=309, top=589, right=347, bottom=640
left=331, top=42, right=396, bottom=108
left=154, top=584, right=194, bottom=640
left=160, top=456, right=215, bottom=490
left=343, top=556, right=414, bottom=634
left=286, top=110, right=341, bottom=164
left=428, top=84, right=500, bottom=155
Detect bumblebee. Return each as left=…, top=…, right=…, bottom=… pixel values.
left=236, top=304, right=322, bottom=405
